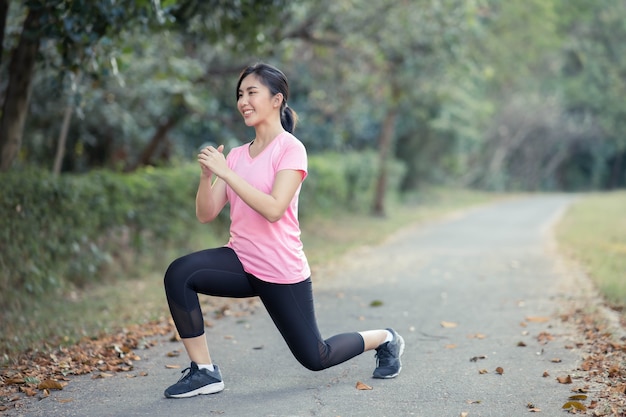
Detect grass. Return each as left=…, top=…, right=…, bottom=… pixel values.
left=1, top=188, right=500, bottom=360
left=555, top=191, right=626, bottom=312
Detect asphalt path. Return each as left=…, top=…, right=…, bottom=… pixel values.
left=11, top=194, right=594, bottom=417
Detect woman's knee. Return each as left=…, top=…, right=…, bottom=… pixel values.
left=295, top=355, right=324, bottom=372
left=163, top=256, right=186, bottom=290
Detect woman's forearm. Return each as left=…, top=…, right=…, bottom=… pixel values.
left=195, top=174, right=224, bottom=223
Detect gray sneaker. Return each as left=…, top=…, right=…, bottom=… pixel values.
left=372, top=328, right=405, bottom=379
left=164, top=362, right=224, bottom=398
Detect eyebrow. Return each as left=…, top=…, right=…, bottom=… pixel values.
left=238, top=85, right=259, bottom=93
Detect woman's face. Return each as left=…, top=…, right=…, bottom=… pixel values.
left=237, top=74, right=281, bottom=128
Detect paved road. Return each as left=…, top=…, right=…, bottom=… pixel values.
left=12, top=195, right=589, bottom=417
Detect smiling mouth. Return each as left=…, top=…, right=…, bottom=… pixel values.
left=243, top=109, right=254, bottom=116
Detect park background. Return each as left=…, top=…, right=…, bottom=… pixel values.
left=0, top=0, right=624, bottom=371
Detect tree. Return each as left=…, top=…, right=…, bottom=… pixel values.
left=556, top=0, right=626, bottom=188
left=0, top=0, right=292, bottom=172
left=0, top=0, right=159, bottom=171
left=296, top=0, right=480, bottom=215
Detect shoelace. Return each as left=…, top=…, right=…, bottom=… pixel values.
left=177, top=365, right=195, bottom=382
left=375, top=343, right=392, bottom=364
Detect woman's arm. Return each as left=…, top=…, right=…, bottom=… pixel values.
left=221, top=168, right=303, bottom=223
left=195, top=145, right=228, bottom=223
left=198, top=145, right=303, bottom=223
left=195, top=175, right=228, bottom=223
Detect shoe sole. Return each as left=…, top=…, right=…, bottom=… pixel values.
left=373, top=335, right=405, bottom=379
left=165, top=381, right=225, bottom=399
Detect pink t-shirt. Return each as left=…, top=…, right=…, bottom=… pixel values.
left=224, top=132, right=311, bottom=284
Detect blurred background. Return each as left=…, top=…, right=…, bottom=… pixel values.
left=3, top=0, right=624, bottom=190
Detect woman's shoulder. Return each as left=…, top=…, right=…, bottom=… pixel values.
left=277, top=131, right=306, bottom=151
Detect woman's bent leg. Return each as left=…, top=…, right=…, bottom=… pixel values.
left=163, top=247, right=252, bottom=398
left=164, top=247, right=256, bottom=339
left=251, top=277, right=365, bottom=371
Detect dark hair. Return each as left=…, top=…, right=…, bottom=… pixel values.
left=236, top=63, right=298, bottom=133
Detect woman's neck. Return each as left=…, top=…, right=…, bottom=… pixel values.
left=253, top=123, right=285, bottom=146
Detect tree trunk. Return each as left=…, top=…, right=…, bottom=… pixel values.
left=0, top=0, right=9, bottom=68
left=0, top=8, right=40, bottom=172
left=52, top=103, right=74, bottom=176
left=124, top=114, right=182, bottom=172
left=53, top=72, right=82, bottom=176
left=371, top=105, right=399, bottom=217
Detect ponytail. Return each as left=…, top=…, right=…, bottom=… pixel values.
left=281, top=105, right=298, bottom=133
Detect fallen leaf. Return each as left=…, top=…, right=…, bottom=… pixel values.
left=92, top=373, right=114, bottom=379
left=562, top=401, right=587, bottom=411
left=165, top=364, right=181, bottom=369
left=4, top=378, right=25, bottom=385
left=467, top=333, right=486, bottom=339
left=478, top=369, right=488, bottom=374
left=370, top=300, right=383, bottom=307
left=550, top=358, right=561, bottom=363
left=528, top=408, right=541, bottom=412
left=441, top=321, right=458, bottom=328
left=542, top=371, right=550, bottom=377
left=495, top=367, right=504, bottom=375
left=517, top=341, right=527, bottom=347
left=536, top=331, right=553, bottom=344
left=445, top=344, right=457, bottom=349
left=19, top=386, right=37, bottom=397
left=469, top=355, right=487, bottom=362
left=525, top=316, right=550, bottom=323
left=608, top=364, right=621, bottom=377
left=460, top=412, right=469, bottom=417
left=556, top=375, right=573, bottom=384
left=57, top=398, right=74, bottom=403
left=355, top=381, right=372, bottom=390
left=37, top=380, right=64, bottom=390
left=166, top=350, right=180, bottom=357
left=466, top=399, right=481, bottom=404
left=611, top=384, right=626, bottom=394
left=568, top=394, right=587, bottom=401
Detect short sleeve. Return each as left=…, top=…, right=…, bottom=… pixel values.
left=276, top=135, right=308, bottom=181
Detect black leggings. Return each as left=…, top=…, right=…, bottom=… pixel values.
left=164, top=247, right=365, bottom=371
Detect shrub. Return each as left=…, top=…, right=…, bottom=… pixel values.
left=0, top=152, right=404, bottom=308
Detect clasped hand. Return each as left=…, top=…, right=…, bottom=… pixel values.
left=198, top=144, right=226, bottom=178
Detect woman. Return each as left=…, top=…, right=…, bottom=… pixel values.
left=163, top=63, right=404, bottom=399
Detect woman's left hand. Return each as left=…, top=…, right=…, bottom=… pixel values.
left=198, top=145, right=228, bottom=178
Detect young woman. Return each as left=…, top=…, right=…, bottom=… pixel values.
left=163, top=63, right=404, bottom=399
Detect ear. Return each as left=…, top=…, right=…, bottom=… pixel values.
left=273, top=93, right=284, bottom=107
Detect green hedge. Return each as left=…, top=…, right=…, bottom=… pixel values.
left=0, top=152, right=404, bottom=304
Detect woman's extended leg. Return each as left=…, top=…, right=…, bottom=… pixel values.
left=249, top=276, right=404, bottom=377
left=249, top=276, right=366, bottom=370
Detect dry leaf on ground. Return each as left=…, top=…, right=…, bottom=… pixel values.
left=355, top=381, right=372, bottom=390
left=525, top=316, right=550, bottom=323
left=556, top=375, right=573, bottom=384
